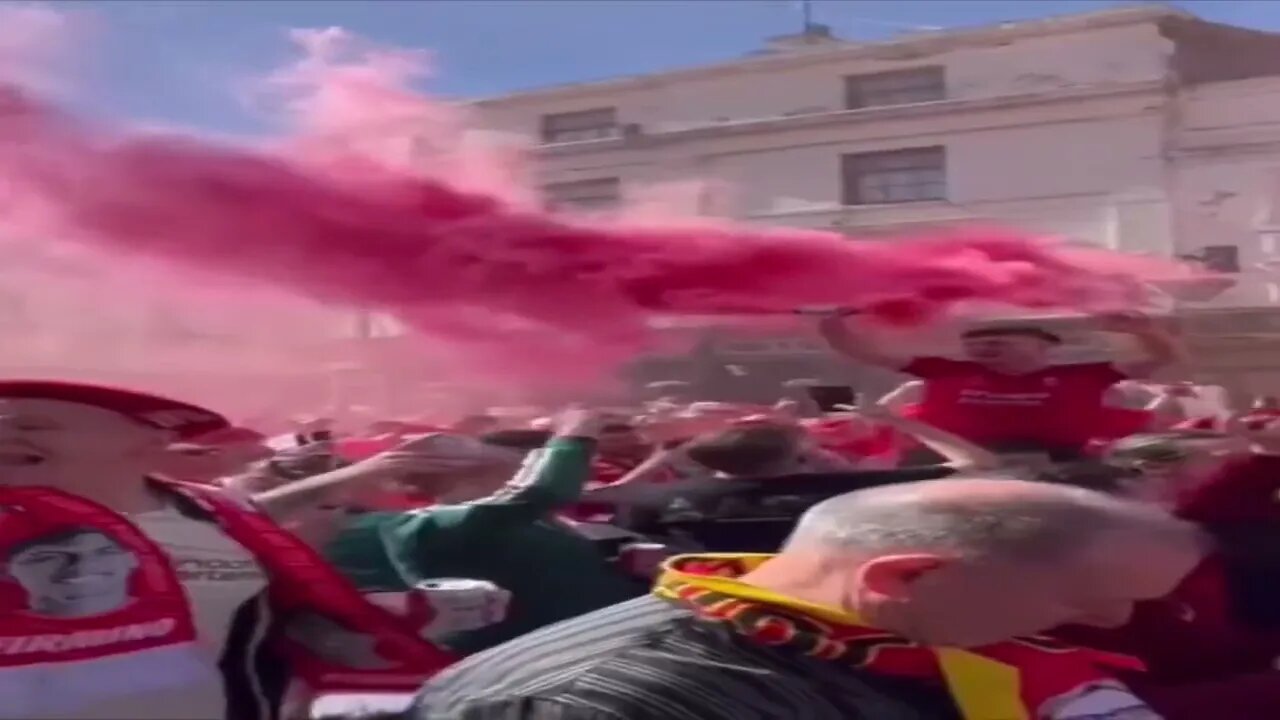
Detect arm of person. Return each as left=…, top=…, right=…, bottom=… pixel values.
left=1101, top=313, right=1183, bottom=379
left=1145, top=390, right=1190, bottom=430
left=611, top=443, right=701, bottom=487
left=455, top=434, right=598, bottom=524
left=251, top=460, right=371, bottom=522
left=244, top=439, right=362, bottom=524
left=854, top=408, right=1002, bottom=471
left=259, top=411, right=604, bottom=531
left=817, top=313, right=909, bottom=369
left=876, top=381, right=923, bottom=411
left=450, top=409, right=606, bottom=526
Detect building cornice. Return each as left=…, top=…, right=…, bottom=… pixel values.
left=535, top=79, right=1168, bottom=157
left=1175, top=135, right=1280, bottom=159
left=471, top=6, right=1188, bottom=109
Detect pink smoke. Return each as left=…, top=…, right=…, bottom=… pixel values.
left=0, top=10, right=1196, bottom=401
left=0, top=3, right=87, bottom=88
left=252, top=26, right=535, bottom=207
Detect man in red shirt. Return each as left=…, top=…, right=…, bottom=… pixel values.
left=1058, top=424, right=1280, bottom=719
left=819, top=312, right=1179, bottom=459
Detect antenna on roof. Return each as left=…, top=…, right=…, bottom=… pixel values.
left=800, top=0, right=814, bottom=33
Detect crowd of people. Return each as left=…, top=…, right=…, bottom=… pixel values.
left=4, top=311, right=1280, bottom=720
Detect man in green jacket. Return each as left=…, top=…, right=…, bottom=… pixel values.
left=254, top=410, right=647, bottom=655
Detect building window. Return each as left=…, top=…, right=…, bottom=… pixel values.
left=544, top=177, right=621, bottom=211
left=841, top=147, right=946, bottom=205
left=540, top=108, right=618, bottom=144
left=1181, top=245, right=1240, bottom=273
left=844, top=67, right=945, bottom=110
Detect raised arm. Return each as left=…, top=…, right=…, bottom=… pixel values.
left=453, top=408, right=607, bottom=525
left=612, top=444, right=695, bottom=486
left=1100, top=312, right=1183, bottom=380
left=876, top=380, right=924, bottom=411
left=853, top=406, right=1002, bottom=471
left=1146, top=385, right=1192, bottom=430
left=817, top=313, right=909, bottom=370
left=248, top=441, right=361, bottom=521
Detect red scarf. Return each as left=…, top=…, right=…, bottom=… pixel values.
left=0, top=487, right=206, bottom=716
left=0, top=479, right=456, bottom=716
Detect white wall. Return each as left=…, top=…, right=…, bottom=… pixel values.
left=519, top=96, right=1173, bottom=253
left=470, top=18, right=1184, bottom=257
left=474, top=14, right=1280, bottom=330
left=474, top=23, right=1171, bottom=137
left=1172, top=77, right=1280, bottom=265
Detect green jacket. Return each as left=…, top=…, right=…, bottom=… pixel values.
left=324, top=436, right=644, bottom=655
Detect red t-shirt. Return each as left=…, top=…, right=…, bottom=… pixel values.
left=903, top=358, right=1126, bottom=449
left=1054, top=456, right=1280, bottom=719
left=1055, top=556, right=1280, bottom=720
left=1094, top=406, right=1154, bottom=440
left=1175, top=454, right=1280, bottom=525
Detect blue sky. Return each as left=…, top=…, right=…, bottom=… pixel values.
left=34, top=0, right=1280, bottom=134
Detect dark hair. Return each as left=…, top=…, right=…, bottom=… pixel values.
left=266, top=443, right=346, bottom=482
left=962, top=326, right=1061, bottom=344
left=1034, top=461, right=1138, bottom=494
left=1103, top=429, right=1230, bottom=469
left=6, top=526, right=118, bottom=561
left=684, top=425, right=799, bottom=477
left=480, top=429, right=553, bottom=452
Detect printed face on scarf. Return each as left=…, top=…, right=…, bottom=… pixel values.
left=6, top=528, right=139, bottom=618
left=0, top=398, right=171, bottom=486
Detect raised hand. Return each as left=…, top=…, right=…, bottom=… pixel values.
left=552, top=407, right=613, bottom=439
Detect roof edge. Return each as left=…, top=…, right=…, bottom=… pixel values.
left=470, top=5, right=1193, bottom=108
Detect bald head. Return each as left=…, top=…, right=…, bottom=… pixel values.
left=787, top=477, right=1201, bottom=564
left=751, top=478, right=1207, bottom=647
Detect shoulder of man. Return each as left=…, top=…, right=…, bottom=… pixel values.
left=413, top=596, right=960, bottom=720
left=411, top=597, right=731, bottom=719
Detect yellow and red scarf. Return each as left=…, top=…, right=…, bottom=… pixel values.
left=654, top=554, right=1159, bottom=720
